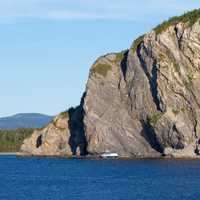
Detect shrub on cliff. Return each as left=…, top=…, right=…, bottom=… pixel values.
left=154, top=8, right=200, bottom=34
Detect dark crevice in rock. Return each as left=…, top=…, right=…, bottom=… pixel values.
left=170, top=125, right=184, bottom=149
left=120, top=50, right=129, bottom=78
left=194, top=147, right=200, bottom=155
left=195, top=139, right=200, bottom=155
left=174, top=26, right=178, bottom=36
left=137, top=45, right=165, bottom=112
left=191, top=109, right=198, bottom=139
left=68, top=92, right=87, bottom=156
left=36, top=135, right=43, bottom=148
left=194, top=118, right=198, bottom=139
left=140, top=120, right=164, bottom=153
left=174, top=26, right=183, bottom=49
left=150, top=61, right=165, bottom=112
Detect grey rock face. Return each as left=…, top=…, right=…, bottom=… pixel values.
left=20, top=12, right=200, bottom=158
left=83, top=19, right=200, bottom=158
left=83, top=53, right=160, bottom=157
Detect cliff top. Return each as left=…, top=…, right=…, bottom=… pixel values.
left=153, top=8, right=200, bottom=34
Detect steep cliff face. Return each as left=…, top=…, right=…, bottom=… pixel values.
left=83, top=53, right=160, bottom=157
left=20, top=9, right=200, bottom=158
left=84, top=11, right=200, bottom=158
left=139, top=21, right=200, bottom=158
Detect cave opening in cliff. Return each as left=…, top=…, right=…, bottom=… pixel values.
left=36, top=135, right=43, bottom=148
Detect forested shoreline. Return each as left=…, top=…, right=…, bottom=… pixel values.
left=0, top=128, right=34, bottom=152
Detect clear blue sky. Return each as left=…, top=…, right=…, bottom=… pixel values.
left=0, top=0, right=200, bottom=117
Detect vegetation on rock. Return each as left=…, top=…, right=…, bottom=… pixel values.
left=149, top=113, right=163, bottom=125
left=183, top=73, right=194, bottom=88
left=172, top=108, right=179, bottom=116
left=52, top=111, right=68, bottom=127
left=92, top=63, right=112, bottom=77
left=154, top=9, right=200, bottom=34
left=59, top=111, right=68, bottom=119
left=173, top=62, right=180, bottom=73
left=115, top=50, right=128, bottom=62
left=0, top=128, right=34, bottom=152
left=187, top=73, right=194, bottom=83
left=131, top=35, right=145, bottom=53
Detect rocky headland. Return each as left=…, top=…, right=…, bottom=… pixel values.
left=20, top=9, right=200, bottom=159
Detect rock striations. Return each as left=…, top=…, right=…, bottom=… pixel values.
left=20, top=9, right=200, bottom=158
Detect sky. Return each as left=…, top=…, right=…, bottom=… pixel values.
left=0, top=0, right=200, bottom=117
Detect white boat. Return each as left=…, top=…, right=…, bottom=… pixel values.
left=101, top=152, right=119, bottom=158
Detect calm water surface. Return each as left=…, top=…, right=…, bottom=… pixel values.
left=0, top=156, right=200, bottom=200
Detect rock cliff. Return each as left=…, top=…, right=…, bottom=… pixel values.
left=20, top=112, right=71, bottom=156
left=20, top=9, right=200, bottom=158
left=20, top=104, right=87, bottom=156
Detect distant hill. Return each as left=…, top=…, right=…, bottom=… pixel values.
left=0, top=113, right=54, bottom=130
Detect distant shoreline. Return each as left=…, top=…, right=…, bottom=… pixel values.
left=0, top=152, right=18, bottom=155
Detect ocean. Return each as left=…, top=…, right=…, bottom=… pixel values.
left=0, top=156, right=199, bottom=200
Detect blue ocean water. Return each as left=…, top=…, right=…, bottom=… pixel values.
left=0, top=156, right=200, bottom=200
